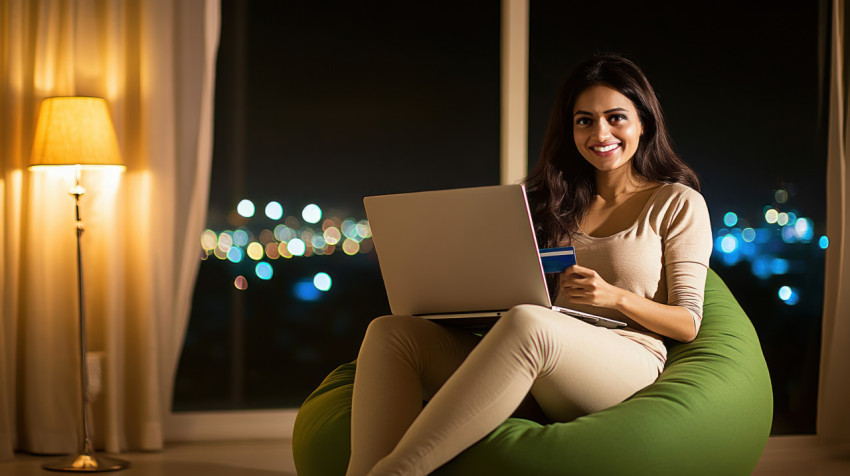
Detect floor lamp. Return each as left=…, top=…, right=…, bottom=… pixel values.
left=28, top=97, right=129, bottom=472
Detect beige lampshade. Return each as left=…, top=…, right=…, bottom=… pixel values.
left=29, top=96, right=124, bottom=169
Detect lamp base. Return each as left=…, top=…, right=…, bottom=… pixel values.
left=43, top=452, right=129, bottom=472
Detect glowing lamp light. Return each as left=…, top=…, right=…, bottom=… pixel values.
left=237, top=199, right=255, bottom=218
left=302, top=204, right=322, bottom=224
left=265, top=201, right=284, bottom=220
left=255, top=261, right=273, bottom=280
left=723, top=212, right=738, bottom=227
left=313, top=272, right=332, bottom=291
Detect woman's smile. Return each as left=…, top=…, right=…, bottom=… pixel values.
left=589, top=142, right=621, bottom=155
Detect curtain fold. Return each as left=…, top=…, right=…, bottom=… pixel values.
left=819, top=0, right=850, bottom=445
left=0, top=0, right=220, bottom=458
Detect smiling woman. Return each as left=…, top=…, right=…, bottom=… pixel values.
left=528, top=1, right=827, bottom=434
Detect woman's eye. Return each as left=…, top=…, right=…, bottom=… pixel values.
left=608, top=114, right=627, bottom=123
left=575, top=117, right=590, bottom=126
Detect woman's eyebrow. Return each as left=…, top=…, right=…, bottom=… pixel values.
left=573, top=107, right=629, bottom=117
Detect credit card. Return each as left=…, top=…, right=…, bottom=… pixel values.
left=539, top=246, right=577, bottom=273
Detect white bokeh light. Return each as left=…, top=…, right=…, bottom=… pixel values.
left=302, top=204, right=322, bottom=224
left=265, top=201, right=284, bottom=220
left=313, top=272, right=332, bottom=291
left=237, top=199, right=255, bottom=218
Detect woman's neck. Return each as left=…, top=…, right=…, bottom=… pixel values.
left=594, top=166, right=650, bottom=202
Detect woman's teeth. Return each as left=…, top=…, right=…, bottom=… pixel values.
left=592, top=144, right=619, bottom=152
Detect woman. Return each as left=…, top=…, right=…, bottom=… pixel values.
left=346, top=54, right=712, bottom=476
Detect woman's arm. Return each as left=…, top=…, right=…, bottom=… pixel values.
left=560, top=265, right=698, bottom=342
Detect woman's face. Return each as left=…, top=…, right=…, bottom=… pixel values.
left=572, top=85, right=643, bottom=173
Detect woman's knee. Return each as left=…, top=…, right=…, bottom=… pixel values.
left=495, top=304, right=554, bottom=335
left=364, top=315, right=424, bottom=342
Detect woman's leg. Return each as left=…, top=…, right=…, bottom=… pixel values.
left=346, top=315, right=480, bottom=476
left=369, top=305, right=663, bottom=476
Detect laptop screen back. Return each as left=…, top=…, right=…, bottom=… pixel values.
left=364, top=184, right=552, bottom=317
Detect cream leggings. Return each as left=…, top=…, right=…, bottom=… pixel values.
left=346, top=304, right=664, bottom=476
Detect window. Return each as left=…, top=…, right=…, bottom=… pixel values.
left=174, top=0, right=501, bottom=411
left=528, top=0, right=826, bottom=434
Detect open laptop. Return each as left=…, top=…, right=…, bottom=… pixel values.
left=363, top=184, right=626, bottom=330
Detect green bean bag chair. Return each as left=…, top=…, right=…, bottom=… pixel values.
left=292, top=269, right=773, bottom=475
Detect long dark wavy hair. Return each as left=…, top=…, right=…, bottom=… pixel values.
left=525, top=54, right=700, bottom=250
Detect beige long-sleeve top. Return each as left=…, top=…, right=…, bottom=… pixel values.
left=553, top=182, right=713, bottom=363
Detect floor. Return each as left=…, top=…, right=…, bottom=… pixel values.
left=3, top=440, right=296, bottom=476
left=3, top=436, right=850, bottom=475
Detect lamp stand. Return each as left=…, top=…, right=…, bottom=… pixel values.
left=44, top=167, right=129, bottom=473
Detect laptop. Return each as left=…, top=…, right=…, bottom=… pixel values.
left=363, top=184, right=626, bottom=330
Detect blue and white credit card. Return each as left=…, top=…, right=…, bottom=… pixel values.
left=539, top=246, right=577, bottom=273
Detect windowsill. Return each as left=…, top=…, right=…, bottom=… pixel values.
left=165, top=409, right=299, bottom=442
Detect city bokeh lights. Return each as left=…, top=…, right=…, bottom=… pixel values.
left=711, top=186, right=826, bottom=307
left=201, top=200, right=373, bottom=300
left=205, top=187, right=824, bottom=306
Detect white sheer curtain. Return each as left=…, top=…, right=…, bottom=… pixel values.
left=0, top=0, right=220, bottom=458
left=820, top=0, right=850, bottom=446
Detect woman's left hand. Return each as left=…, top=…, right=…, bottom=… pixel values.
left=560, top=265, right=623, bottom=310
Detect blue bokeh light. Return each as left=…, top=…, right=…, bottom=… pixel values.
left=233, top=229, right=249, bottom=247
left=294, top=279, right=321, bottom=301
left=770, top=258, right=789, bottom=275
left=720, top=235, right=738, bottom=253
left=778, top=286, right=800, bottom=305
left=723, top=212, right=738, bottom=227
left=255, top=261, right=273, bottom=280
left=227, top=247, right=243, bottom=263
left=819, top=236, right=829, bottom=249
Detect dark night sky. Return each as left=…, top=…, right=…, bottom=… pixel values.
left=210, top=0, right=826, bottom=233
left=209, top=1, right=501, bottom=225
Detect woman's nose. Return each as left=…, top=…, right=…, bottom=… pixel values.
left=593, top=121, right=610, bottom=140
